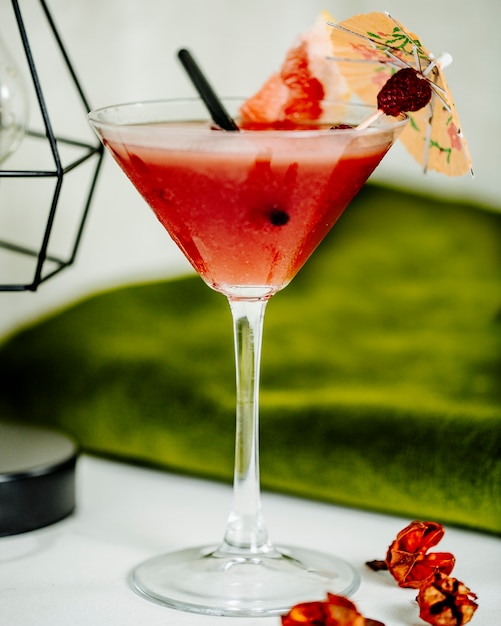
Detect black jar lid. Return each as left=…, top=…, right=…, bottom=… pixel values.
left=0, top=422, right=78, bottom=536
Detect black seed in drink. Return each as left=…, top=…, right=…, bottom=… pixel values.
left=269, top=209, right=290, bottom=226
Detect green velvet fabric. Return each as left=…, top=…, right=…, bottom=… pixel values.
left=1, top=185, right=500, bottom=534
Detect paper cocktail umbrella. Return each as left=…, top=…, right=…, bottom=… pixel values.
left=330, top=11, right=472, bottom=176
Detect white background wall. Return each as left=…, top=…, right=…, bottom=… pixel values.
left=1, top=0, right=500, bottom=338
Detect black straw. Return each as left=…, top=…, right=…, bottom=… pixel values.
left=177, top=48, right=239, bottom=131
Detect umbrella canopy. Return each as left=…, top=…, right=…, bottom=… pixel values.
left=330, top=12, right=472, bottom=177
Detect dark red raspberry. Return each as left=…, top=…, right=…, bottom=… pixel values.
left=377, top=67, right=432, bottom=116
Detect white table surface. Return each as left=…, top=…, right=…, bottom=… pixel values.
left=1, top=454, right=499, bottom=626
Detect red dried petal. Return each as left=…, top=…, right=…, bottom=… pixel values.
left=325, top=594, right=359, bottom=609
left=281, top=594, right=383, bottom=626
left=281, top=600, right=326, bottom=625
left=377, top=68, right=432, bottom=116
left=386, top=549, right=418, bottom=587
left=411, top=552, right=456, bottom=583
left=325, top=594, right=365, bottom=626
left=417, top=572, right=478, bottom=626
left=389, top=521, right=445, bottom=555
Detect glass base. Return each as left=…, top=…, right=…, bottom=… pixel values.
left=130, top=543, right=360, bottom=617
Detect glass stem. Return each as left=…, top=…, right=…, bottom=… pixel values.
left=221, top=297, right=272, bottom=554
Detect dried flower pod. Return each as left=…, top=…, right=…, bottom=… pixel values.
left=385, top=521, right=455, bottom=588
left=417, top=572, right=478, bottom=626
left=281, top=593, right=384, bottom=626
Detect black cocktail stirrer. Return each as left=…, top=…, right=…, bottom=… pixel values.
left=177, top=48, right=239, bottom=131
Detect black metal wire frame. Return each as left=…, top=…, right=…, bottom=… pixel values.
left=0, top=0, right=104, bottom=291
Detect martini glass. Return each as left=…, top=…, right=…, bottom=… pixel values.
left=88, top=98, right=406, bottom=617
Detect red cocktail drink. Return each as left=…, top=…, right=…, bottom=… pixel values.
left=101, top=106, right=400, bottom=299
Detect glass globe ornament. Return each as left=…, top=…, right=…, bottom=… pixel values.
left=0, top=34, right=28, bottom=164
